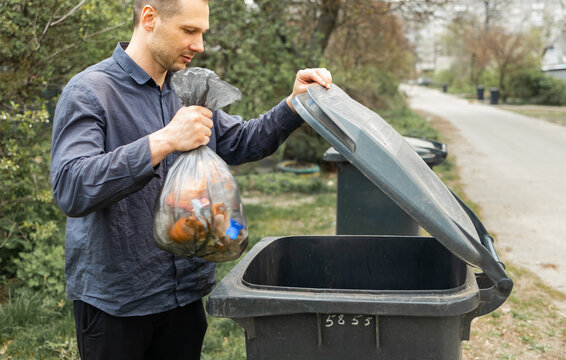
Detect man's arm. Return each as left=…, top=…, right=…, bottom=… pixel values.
left=215, top=67, right=333, bottom=165
left=213, top=100, right=302, bottom=165
left=50, top=86, right=212, bottom=217
left=50, top=85, right=157, bottom=217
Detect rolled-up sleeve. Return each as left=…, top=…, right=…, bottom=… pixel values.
left=50, top=85, right=156, bottom=217
left=213, top=99, right=304, bottom=165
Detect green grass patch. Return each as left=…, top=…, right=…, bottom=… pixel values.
left=497, top=106, right=566, bottom=127
left=383, top=107, right=441, bottom=140
left=0, top=290, right=76, bottom=359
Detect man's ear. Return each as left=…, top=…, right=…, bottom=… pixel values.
left=140, top=5, right=158, bottom=31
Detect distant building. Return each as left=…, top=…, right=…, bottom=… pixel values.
left=407, top=0, right=566, bottom=76
left=542, top=30, right=566, bottom=82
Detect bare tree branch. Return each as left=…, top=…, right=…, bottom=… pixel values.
left=0, top=223, right=16, bottom=249
left=36, top=6, right=58, bottom=50
left=34, top=0, right=88, bottom=51
left=51, top=0, right=87, bottom=26
left=33, top=11, right=41, bottom=50
left=34, top=22, right=126, bottom=68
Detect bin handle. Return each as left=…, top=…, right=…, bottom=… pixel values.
left=461, top=272, right=509, bottom=340
left=449, top=192, right=514, bottom=340
left=449, top=190, right=506, bottom=270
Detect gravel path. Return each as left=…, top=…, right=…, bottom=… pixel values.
left=402, top=85, right=566, bottom=303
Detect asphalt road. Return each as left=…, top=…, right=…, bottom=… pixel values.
left=402, top=85, right=566, bottom=300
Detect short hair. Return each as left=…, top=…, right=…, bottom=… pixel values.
left=133, top=0, right=180, bottom=27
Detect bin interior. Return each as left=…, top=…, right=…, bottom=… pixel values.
left=242, top=236, right=467, bottom=292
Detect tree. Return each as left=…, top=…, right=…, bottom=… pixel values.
left=443, top=17, right=491, bottom=86
left=292, top=0, right=449, bottom=62
left=483, top=26, right=543, bottom=101
left=0, top=0, right=129, bottom=291
left=198, top=0, right=313, bottom=118
left=196, top=0, right=449, bottom=117
left=0, top=0, right=130, bottom=106
left=324, top=2, right=416, bottom=108
left=280, top=1, right=435, bottom=161
left=438, top=4, right=544, bottom=100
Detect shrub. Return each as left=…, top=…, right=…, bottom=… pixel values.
left=280, top=124, right=331, bottom=163
left=0, top=103, right=65, bottom=282
left=236, top=172, right=334, bottom=195
left=509, top=69, right=566, bottom=106
left=383, top=108, right=440, bottom=140
left=14, top=242, right=65, bottom=298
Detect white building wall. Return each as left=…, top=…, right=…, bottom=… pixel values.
left=408, top=0, right=566, bottom=75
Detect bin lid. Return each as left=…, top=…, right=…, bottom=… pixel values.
left=292, top=84, right=510, bottom=289
left=324, top=136, right=447, bottom=167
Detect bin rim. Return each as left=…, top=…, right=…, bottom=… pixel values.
left=292, top=85, right=512, bottom=293
left=206, top=235, right=481, bottom=319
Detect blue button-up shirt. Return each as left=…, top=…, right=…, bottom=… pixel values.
left=50, top=42, right=303, bottom=316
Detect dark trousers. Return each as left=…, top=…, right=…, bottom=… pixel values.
left=73, top=299, right=207, bottom=360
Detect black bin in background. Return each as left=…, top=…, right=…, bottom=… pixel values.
left=490, top=88, right=500, bottom=105
left=476, top=85, right=484, bottom=100
left=206, top=85, right=513, bottom=360
left=324, top=137, right=447, bottom=236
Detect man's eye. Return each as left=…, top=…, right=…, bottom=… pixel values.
left=184, top=29, right=195, bottom=34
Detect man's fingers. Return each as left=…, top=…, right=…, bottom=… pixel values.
left=320, top=68, right=332, bottom=84
left=202, top=117, right=213, bottom=129
left=187, top=105, right=213, bottom=118
left=299, top=68, right=332, bottom=88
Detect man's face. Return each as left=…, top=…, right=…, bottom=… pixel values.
left=149, top=0, right=209, bottom=73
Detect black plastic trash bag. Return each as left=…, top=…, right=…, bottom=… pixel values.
left=153, top=67, right=247, bottom=262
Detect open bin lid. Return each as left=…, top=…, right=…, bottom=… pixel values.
left=292, top=85, right=512, bottom=292
left=324, top=136, right=447, bottom=167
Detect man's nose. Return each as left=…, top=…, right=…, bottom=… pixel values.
left=190, top=35, right=204, bottom=53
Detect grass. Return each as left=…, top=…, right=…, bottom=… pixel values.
left=496, top=105, right=566, bottom=127
left=1, top=112, right=565, bottom=358
left=462, top=262, right=566, bottom=359
left=0, top=290, right=77, bottom=359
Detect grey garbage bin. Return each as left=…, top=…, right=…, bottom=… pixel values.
left=324, top=136, right=447, bottom=236
left=206, top=84, right=513, bottom=360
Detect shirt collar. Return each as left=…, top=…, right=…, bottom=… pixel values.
left=113, top=42, right=155, bottom=86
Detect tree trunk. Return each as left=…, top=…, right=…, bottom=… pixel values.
left=499, top=63, right=506, bottom=102
left=309, top=0, right=343, bottom=60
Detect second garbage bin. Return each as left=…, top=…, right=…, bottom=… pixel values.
left=324, top=136, right=447, bottom=236
left=206, top=84, right=513, bottom=360
left=476, top=85, right=485, bottom=100
left=490, top=88, right=500, bottom=105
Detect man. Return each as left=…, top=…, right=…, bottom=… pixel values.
left=50, top=0, right=332, bottom=359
